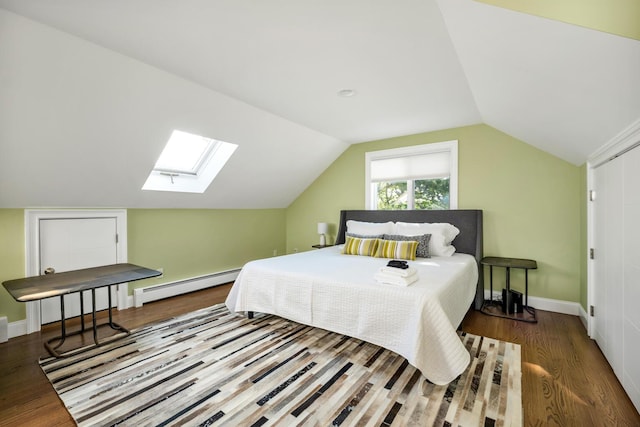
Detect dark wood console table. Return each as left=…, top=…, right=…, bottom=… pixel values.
left=2, top=263, right=161, bottom=357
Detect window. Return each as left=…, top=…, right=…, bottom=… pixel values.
left=365, top=141, right=458, bottom=210
left=142, top=130, right=238, bottom=193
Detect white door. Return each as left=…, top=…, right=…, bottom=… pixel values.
left=39, top=217, right=118, bottom=324
left=591, top=144, right=640, bottom=411
left=592, top=156, right=624, bottom=375
left=621, top=146, right=640, bottom=409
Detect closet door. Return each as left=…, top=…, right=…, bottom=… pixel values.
left=39, top=217, right=118, bottom=324
left=592, top=144, right=640, bottom=411
left=622, top=147, right=640, bottom=408
left=593, top=156, right=624, bottom=376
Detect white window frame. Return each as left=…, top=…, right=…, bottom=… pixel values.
left=365, top=140, right=458, bottom=210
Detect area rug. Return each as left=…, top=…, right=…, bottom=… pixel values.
left=40, top=304, right=522, bottom=426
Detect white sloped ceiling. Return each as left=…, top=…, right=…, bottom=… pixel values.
left=438, top=0, right=640, bottom=165
left=0, top=0, right=638, bottom=208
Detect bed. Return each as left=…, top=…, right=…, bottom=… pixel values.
left=225, top=209, right=484, bottom=385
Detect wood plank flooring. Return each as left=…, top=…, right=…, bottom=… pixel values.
left=461, top=308, right=640, bottom=426
left=0, top=284, right=638, bottom=426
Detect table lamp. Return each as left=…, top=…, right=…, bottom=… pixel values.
left=317, top=222, right=329, bottom=246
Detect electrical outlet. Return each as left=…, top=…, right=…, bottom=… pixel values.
left=293, top=248, right=298, bottom=253
left=157, top=267, right=164, bottom=278
left=273, top=249, right=278, bottom=256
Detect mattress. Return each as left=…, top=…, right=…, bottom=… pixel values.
left=225, top=245, right=478, bottom=385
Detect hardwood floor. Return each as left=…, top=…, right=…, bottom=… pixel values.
left=1, top=284, right=638, bottom=426
left=462, top=309, right=640, bottom=426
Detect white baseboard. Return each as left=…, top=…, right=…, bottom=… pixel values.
left=528, top=295, right=581, bottom=316
left=6, top=319, right=27, bottom=340
left=483, top=290, right=582, bottom=316
left=578, top=305, right=589, bottom=330
left=128, top=268, right=240, bottom=308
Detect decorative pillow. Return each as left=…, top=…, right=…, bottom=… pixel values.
left=394, top=222, right=459, bottom=257
left=346, top=232, right=384, bottom=239
left=395, top=222, right=459, bottom=243
left=346, top=220, right=395, bottom=236
left=341, top=236, right=379, bottom=257
left=383, top=233, right=431, bottom=258
left=374, top=239, right=418, bottom=261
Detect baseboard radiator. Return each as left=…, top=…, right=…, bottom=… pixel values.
left=133, top=268, right=241, bottom=308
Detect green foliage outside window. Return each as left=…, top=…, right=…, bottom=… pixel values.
left=376, top=181, right=408, bottom=210
left=376, top=178, right=449, bottom=210
left=414, top=178, right=449, bottom=209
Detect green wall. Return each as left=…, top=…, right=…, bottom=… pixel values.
left=127, top=209, right=286, bottom=292
left=0, top=210, right=26, bottom=322
left=477, top=0, right=640, bottom=41
left=0, top=208, right=285, bottom=323
left=286, top=124, right=583, bottom=304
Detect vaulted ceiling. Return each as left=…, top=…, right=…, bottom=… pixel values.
left=0, top=0, right=639, bottom=208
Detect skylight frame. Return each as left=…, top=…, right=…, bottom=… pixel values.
left=152, top=130, right=217, bottom=176
left=142, top=130, right=238, bottom=194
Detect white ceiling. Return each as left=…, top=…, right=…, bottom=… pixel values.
left=0, top=0, right=639, bottom=208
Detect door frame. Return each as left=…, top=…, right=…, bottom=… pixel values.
left=587, top=118, right=640, bottom=338
left=24, top=209, right=128, bottom=334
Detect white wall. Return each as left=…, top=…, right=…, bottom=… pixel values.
left=0, top=9, right=347, bottom=208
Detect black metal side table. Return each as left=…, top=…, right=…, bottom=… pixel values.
left=481, top=256, right=537, bottom=323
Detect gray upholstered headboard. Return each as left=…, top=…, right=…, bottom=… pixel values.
left=336, top=209, right=484, bottom=310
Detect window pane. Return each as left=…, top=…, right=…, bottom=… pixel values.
left=376, top=181, right=408, bottom=210
left=414, top=178, right=450, bottom=210
left=154, top=130, right=215, bottom=175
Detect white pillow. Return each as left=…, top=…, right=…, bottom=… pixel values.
left=394, top=222, right=460, bottom=256
left=346, top=220, right=395, bottom=236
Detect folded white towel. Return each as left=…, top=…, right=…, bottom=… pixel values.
left=379, top=266, right=418, bottom=278
left=374, top=271, right=418, bottom=286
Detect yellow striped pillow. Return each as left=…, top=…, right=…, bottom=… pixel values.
left=374, top=239, right=418, bottom=260
left=341, top=236, right=379, bottom=256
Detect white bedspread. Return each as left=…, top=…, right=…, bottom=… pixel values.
left=225, top=246, right=478, bottom=385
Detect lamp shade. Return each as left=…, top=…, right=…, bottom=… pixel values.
left=317, top=222, right=329, bottom=234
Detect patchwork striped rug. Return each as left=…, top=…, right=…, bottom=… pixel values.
left=40, top=304, right=522, bottom=426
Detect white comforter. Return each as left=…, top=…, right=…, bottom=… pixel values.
left=225, top=246, right=478, bottom=385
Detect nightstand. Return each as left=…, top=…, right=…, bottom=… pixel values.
left=481, top=256, right=537, bottom=323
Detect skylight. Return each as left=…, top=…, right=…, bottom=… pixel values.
left=142, top=130, right=238, bottom=193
